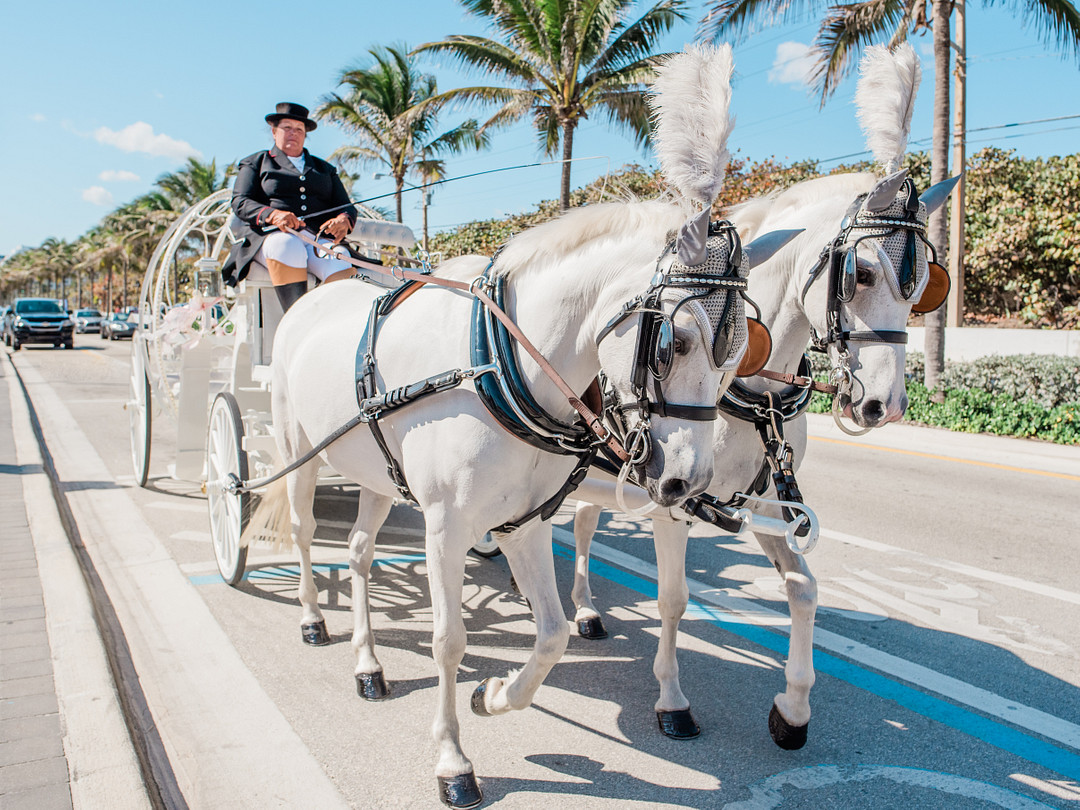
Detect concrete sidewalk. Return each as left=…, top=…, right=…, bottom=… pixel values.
left=806, top=412, right=1080, bottom=478
left=0, top=356, right=148, bottom=809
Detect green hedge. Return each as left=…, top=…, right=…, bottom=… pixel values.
left=806, top=352, right=1080, bottom=444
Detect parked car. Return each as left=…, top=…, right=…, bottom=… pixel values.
left=101, top=312, right=136, bottom=340
left=0, top=306, right=11, bottom=346
left=5, top=298, right=74, bottom=350
left=74, top=308, right=104, bottom=333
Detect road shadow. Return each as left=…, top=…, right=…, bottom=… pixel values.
left=219, top=491, right=1080, bottom=808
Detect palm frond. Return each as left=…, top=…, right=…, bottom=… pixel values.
left=701, top=0, right=824, bottom=41
left=990, top=0, right=1080, bottom=63
left=810, top=0, right=909, bottom=102
left=413, top=36, right=552, bottom=89
left=591, top=0, right=689, bottom=73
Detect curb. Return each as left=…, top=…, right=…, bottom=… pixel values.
left=4, top=352, right=152, bottom=808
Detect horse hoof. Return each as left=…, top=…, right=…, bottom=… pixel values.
left=657, top=709, right=701, bottom=739
left=356, top=671, right=391, bottom=700
left=437, top=773, right=483, bottom=808
left=577, top=616, right=608, bottom=639
left=301, top=620, right=331, bottom=646
left=470, top=679, right=493, bottom=717
left=768, top=702, right=808, bottom=750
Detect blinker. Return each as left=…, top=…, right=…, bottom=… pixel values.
left=838, top=248, right=858, bottom=303
left=911, top=261, right=950, bottom=314
left=899, top=231, right=919, bottom=299
left=652, top=318, right=674, bottom=381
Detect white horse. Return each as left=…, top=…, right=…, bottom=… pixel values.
left=240, top=45, right=811, bottom=807
left=249, top=198, right=803, bottom=806
left=568, top=43, right=959, bottom=749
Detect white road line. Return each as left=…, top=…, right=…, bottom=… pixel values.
left=552, top=526, right=1080, bottom=752
left=822, top=528, right=1080, bottom=606
left=170, top=530, right=210, bottom=543
left=145, top=500, right=206, bottom=513
left=723, top=765, right=1055, bottom=809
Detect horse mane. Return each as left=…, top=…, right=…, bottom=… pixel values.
left=726, top=172, right=878, bottom=242
left=492, top=200, right=685, bottom=280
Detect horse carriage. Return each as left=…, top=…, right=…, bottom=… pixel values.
left=127, top=187, right=419, bottom=583
left=125, top=43, right=959, bottom=809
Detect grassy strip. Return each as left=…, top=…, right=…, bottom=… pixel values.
left=807, top=383, right=1080, bottom=444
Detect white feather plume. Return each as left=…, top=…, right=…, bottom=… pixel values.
left=855, top=43, right=921, bottom=174
left=650, top=44, right=736, bottom=207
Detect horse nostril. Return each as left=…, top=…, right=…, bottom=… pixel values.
left=861, top=399, right=885, bottom=423
left=659, top=478, right=689, bottom=502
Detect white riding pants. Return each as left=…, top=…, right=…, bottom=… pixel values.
left=257, top=231, right=351, bottom=282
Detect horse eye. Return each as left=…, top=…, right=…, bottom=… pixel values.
left=673, top=337, right=688, bottom=355
left=856, top=261, right=876, bottom=287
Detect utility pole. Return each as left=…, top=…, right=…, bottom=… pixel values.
left=947, top=0, right=967, bottom=328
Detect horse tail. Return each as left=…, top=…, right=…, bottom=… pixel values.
left=240, top=477, right=294, bottom=552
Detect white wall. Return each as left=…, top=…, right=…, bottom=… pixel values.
left=906, top=327, right=1079, bottom=361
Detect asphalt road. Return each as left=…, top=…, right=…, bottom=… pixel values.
left=8, top=332, right=1080, bottom=809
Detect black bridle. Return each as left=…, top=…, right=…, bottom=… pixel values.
left=801, top=178, right=935, bottom=356
left=595, top=220, right=749, bottom=464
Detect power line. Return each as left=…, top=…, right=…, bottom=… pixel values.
left=815, top=113, right=1080, bottom=165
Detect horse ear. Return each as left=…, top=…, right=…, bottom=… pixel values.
left=865, top=169, right=909, bottom=211
left=919, top=174, right=962, bottom=216
left=744, top=229, right=803, bottom=270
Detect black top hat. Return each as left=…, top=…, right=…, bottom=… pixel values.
left=265, top=102, right=317, bottom=131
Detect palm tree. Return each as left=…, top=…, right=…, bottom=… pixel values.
left=315, top=44, right=489, bottom=223
left=154, top=157, right=234, bottom=210
left=702, top=0, right=1080, bottom=388
left=415, top=0, right=688, bottom=211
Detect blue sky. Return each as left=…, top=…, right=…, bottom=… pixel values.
left=2, top=0, right=1078, bottom=259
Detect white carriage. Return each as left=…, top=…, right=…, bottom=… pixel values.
left=128, top=189, right=419, bottom=584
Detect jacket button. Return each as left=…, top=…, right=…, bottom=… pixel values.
left=301, top=205, right=307, bottom=211
left=299, top=187, right=305, bottom=192
left=299, top=175, right=306, bottom=181
left=300, top=194, right=306, bottom=200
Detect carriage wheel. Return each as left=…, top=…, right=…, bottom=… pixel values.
left=128, top=358, right=152, bottom=487
left=470, top=532, right=503, bottom=559
left=207, top=392, right=249, bottom=586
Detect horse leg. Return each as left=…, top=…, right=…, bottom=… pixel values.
left=571, top=501, right=607, bottom=639
left=651, top=518, right=699, bottom=739
left=424, top=514, right=483, bottom=808
left=472, top=519, right=570, bottom=717
left=288, top=463, right=328, bottom=646
left=349, top=488, right=394, bottom=700
left=755, top=530, right=817, bottom=750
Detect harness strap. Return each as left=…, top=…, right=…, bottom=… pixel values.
left=753, top=391, right=810, bottom=537
left=755, top=367, right=838, bottom=394
left=286, top=227, right=629, bottom=462
left=491, top=450, right=596, bottom=534
left=839, top=329, right=908, bottom=344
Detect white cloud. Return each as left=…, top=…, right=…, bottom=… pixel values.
left=769, top=42, right=818, bottom=87
left=30, top=113, right=46, bottom=123
left=94, top=121, right=202, bottom=160
left=99, top=169, right=141, bottom=182
left=82, top=186, right=114, bottom=206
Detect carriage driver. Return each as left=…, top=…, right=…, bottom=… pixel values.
left=223, top=102, right=359, bottom=313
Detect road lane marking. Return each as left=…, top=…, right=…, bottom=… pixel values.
left=146, top=500, right=206, bottom=513
left=822, top=528, right=1080, bottom=606
left=809, top=435, right=1080, bottom=481
left=548, top=528, right=1080, bottom=780
left=723, top=765, right=1055, bottom=809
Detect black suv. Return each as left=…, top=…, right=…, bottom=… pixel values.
left=6, top=298, right=74, bottom=350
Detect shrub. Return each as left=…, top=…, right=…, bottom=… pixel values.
left=806, top=350, right=1080, bottom=444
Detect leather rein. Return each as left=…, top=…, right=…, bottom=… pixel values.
left=290, top=226, right=630, bottom=463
